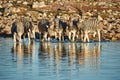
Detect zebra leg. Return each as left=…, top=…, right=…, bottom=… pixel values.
left=17, top=33, right=22, bottom=42
left=62, top=35, right=64, bottom=41
left=84, top=31, right=89, bottom=42
left=47, top=37, right=51, bottom=41
left=68, top=32, right=71, bottom=41
left=72, top=32, right=76, bottom=42
left=93, top=32, right=96, bottom=37
left=32, top=31, right=35, bottom=39
left=19, top=33, right=22, bottom=42
left=80, top=30, right=84, bottom=41
left=47, top=34, right=51, bottom=41
left=55, top=32, right=57, bottom=40
left=39, top=33, right=43, bottom=41
left=39, top=34, right=41, bottom=41
left=59, top=33, right=62, bottom=41
left=27, top=32, right=31, bottom=41
left=86, top=32, right=90, bottom=42
left=44, top=32, right=48, bottom=41
left=81, top=34, right=84, bottom=41
left=97, top=30, right=101, bottom=42
left=23, top=33, right=26, bottom=41
left=14, top=32, right=16, bottom=42
left=83, top=31, right=87, bottom=42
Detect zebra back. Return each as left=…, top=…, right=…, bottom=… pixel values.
left=16, top=21, right=24, bottom=33
left=82, top=18, right=98, bottom=32
left=20, top=17, right=32, bottom=32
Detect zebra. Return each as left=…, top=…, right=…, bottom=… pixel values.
left=67, top=16, right=78, bottom=42
left=54, top=17, right=63, bottom=41
left=47, top=19, right=57, bottom=41
left=20, top=17, right=36, bottom=41
left=78, top=17, right=102, bottom=42
left=11, top=19, right=24, bottom=42
left=38, top=19, right=49, bottom=41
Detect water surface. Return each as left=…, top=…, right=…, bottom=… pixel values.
left=0, top=38, right=120, bottom=80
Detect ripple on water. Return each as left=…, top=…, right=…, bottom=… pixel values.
left=0, top=38, right=120, bottom=80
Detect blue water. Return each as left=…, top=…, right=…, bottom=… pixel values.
left=0, top=38, right=120, bottom=80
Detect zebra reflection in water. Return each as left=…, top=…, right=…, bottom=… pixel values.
left=38, top=42, right=101, bottom=67
left=38, top=42, right=101, bottom=75
left=76, top=43, right=101, bottom=69
left=11, top=41, right=35, bottom=63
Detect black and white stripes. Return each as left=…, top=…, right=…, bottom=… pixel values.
left=79, top=18, right=101, bottom=42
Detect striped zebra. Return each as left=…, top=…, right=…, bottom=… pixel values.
left=38, top=19, right=49, bottom=41
left=79, top=17, right=102, bottom=42
left=54, top=18, right=63, bottom=41
left=11, top=19, right=24, bottom=42
left=20, top=17, right=36, bottom=41
left=67, top=17, right=78, bottom=42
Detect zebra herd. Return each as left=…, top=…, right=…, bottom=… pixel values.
left=11, top=15, right=103, bottom=43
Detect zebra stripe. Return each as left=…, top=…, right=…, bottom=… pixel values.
left=82, top=18, right=98, bottom=32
